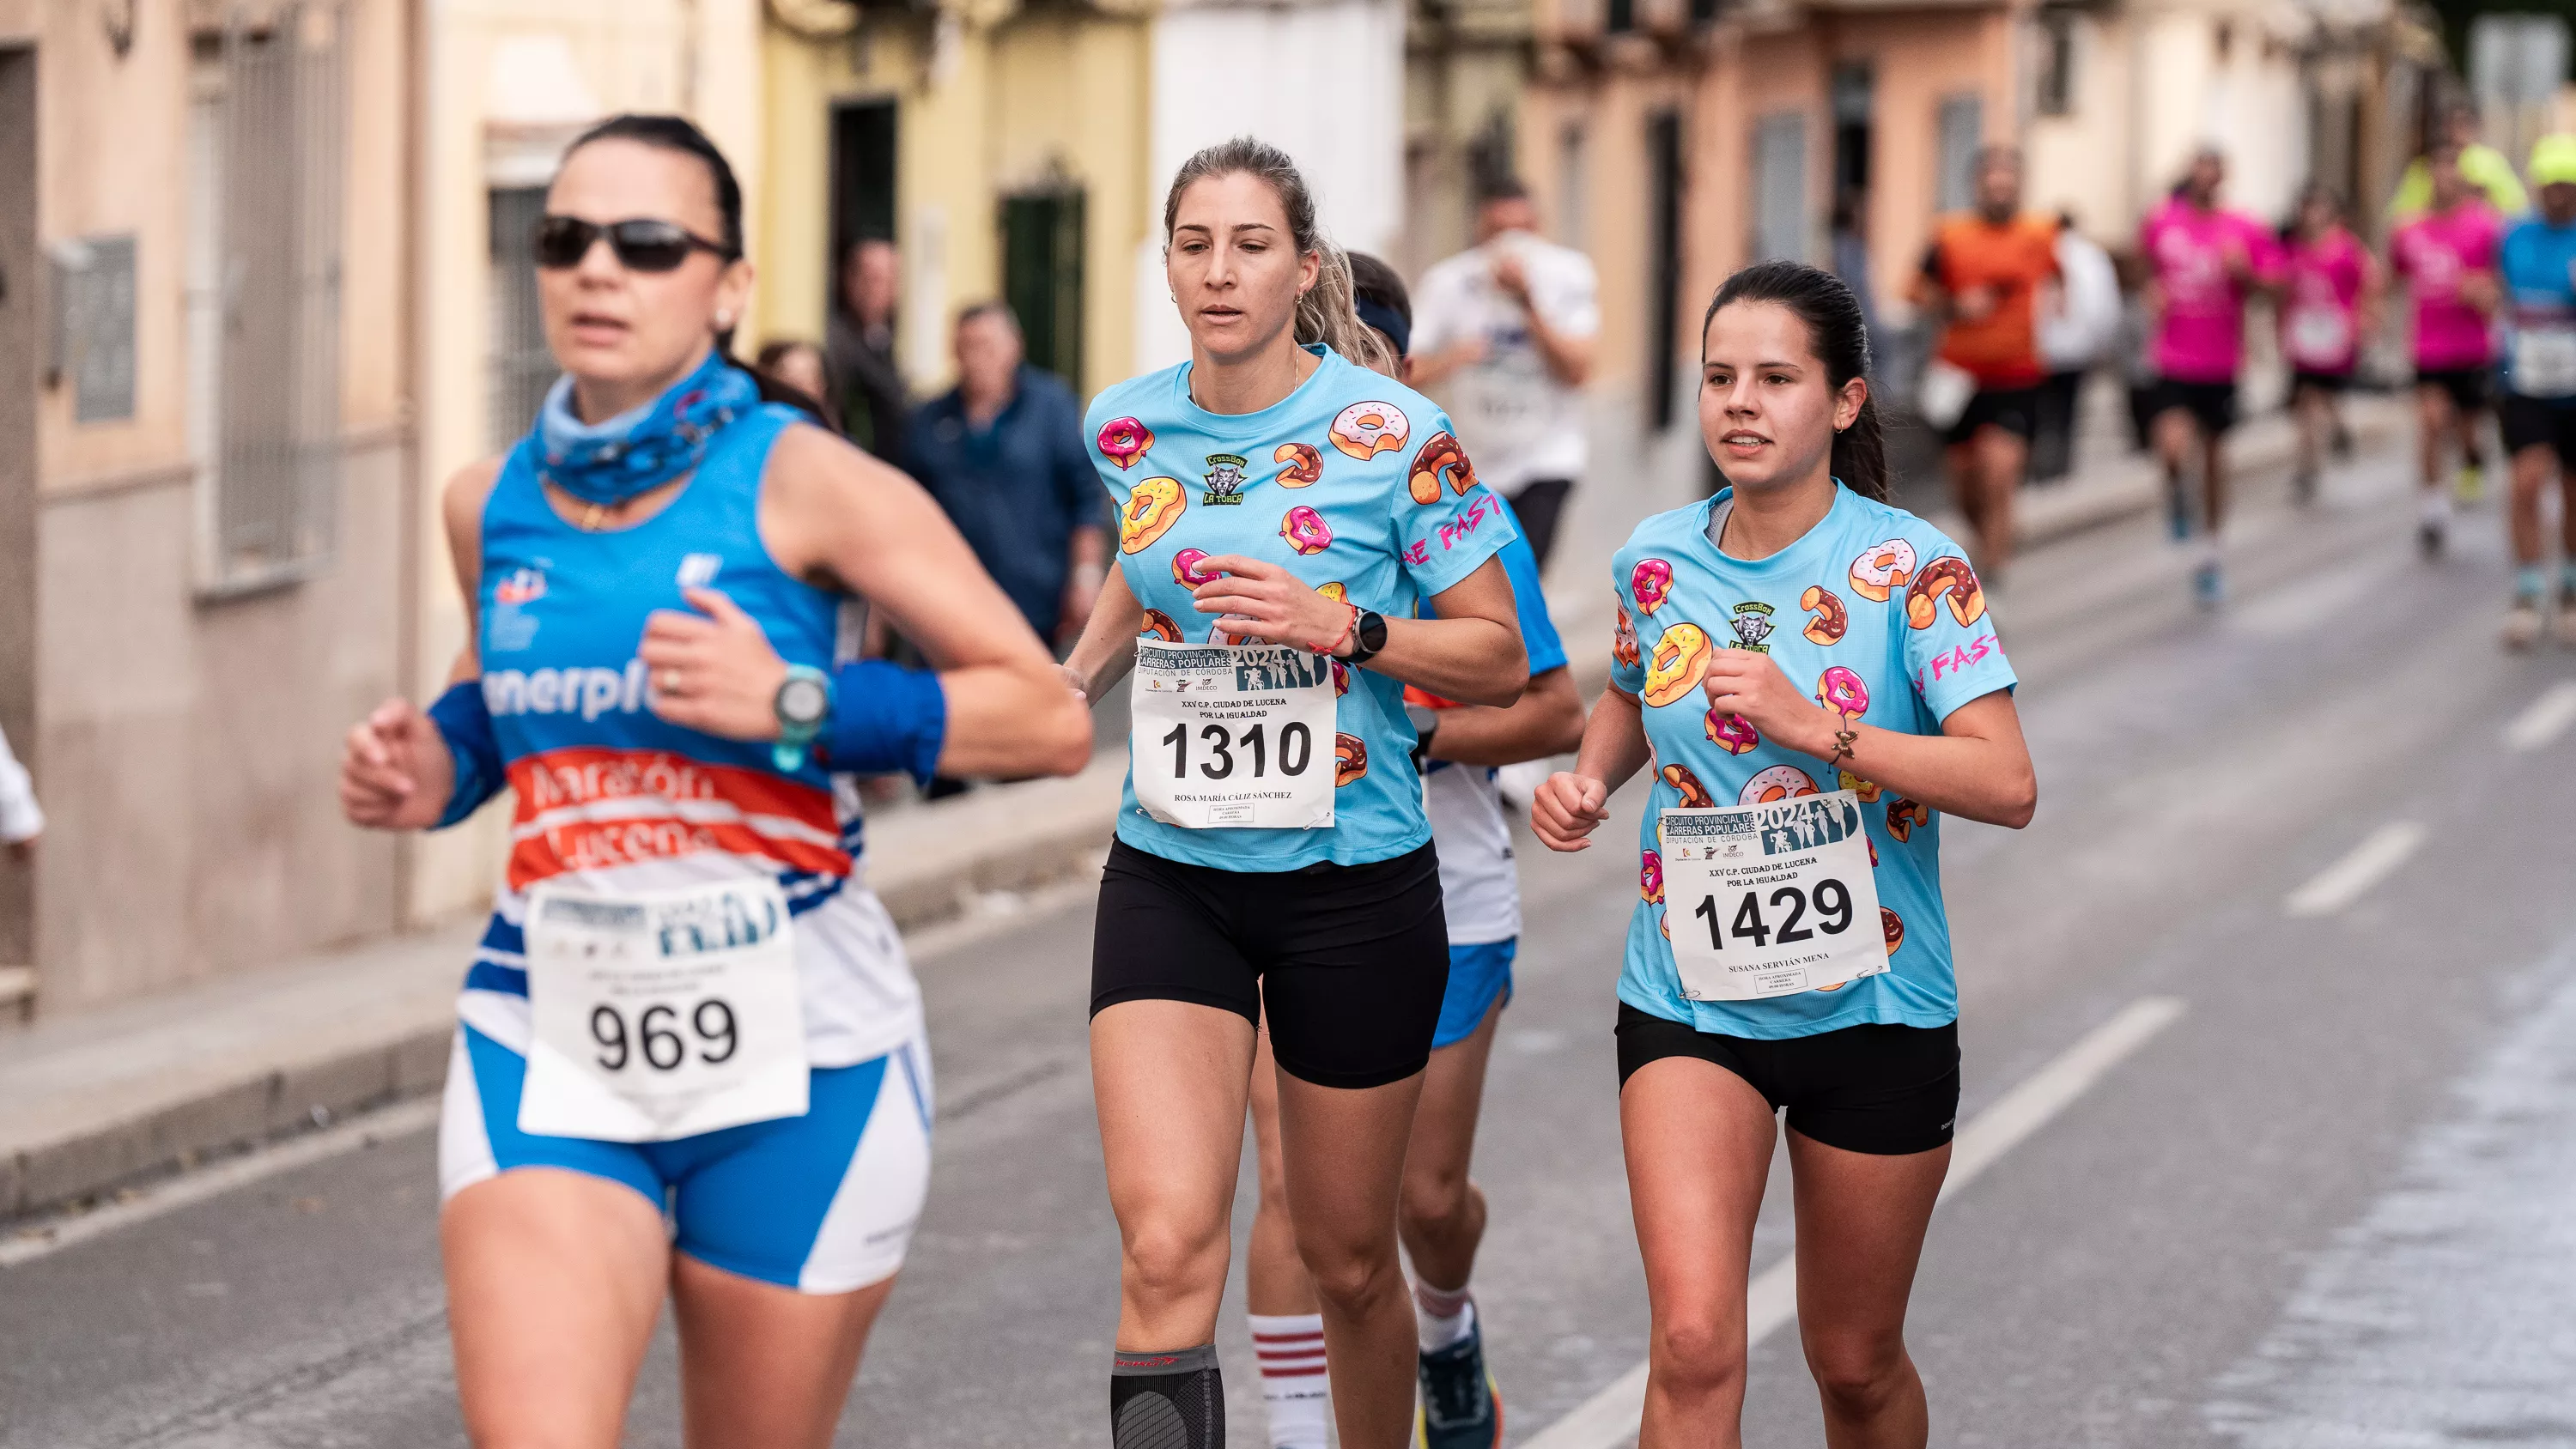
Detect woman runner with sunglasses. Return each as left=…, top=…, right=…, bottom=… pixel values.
left=1060, top=138, right=1529, bottom=1449
left=1532, top=261, right=2035, bottom=1446
left=337, top=114, right=1090, bottom=1446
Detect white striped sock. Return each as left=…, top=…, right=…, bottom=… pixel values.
left=1249, top=1313, right=1331, bottom=1449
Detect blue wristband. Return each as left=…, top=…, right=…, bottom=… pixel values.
left=826, top=659, right=947, bottom=787
left=426, top=680, right=504, bottom=829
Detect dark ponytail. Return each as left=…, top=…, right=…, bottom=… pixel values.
left=559, top=114, right=836, bottom=430
left=1700, top=259, right=1888, bottom=502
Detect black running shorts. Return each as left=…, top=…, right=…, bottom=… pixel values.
left=1613, top=1003, right=1960, bottom=1155
left=1091, top=840, right=1449, bottom=1088
left=2416, top=366, right=2489, bottom=413
left=2503, top=392, right=2576, bottom=468
left=2151, top=379, right=2239, bottom=436
left=2290, top=367, right=2351, bottom=394
left=1942, top=385, right=2042, bottom=447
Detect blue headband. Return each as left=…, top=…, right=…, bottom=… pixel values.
left=1355, top=297, right=1411, bottom=359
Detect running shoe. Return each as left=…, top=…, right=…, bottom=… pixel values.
left=2454, top=462, right=2486, bottom=506
left=2164, top=478, right=2190, bottom=542
left=2419, top=516, right=2447, bottom=559
left=1415, top=1313, right=1502, bottom=1449
left=2503, top=598, right=2544, bottom=650
left=2191, top=559, right=2225, bottom=609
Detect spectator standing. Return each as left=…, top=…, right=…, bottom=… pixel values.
left=2032, top=211, right=2123, bottom=482
left=905, top=302, right=1106, bottom=650
left=1913, top=145, right=2059, bottom=582
left=1830, top=189, right=1884, bottom=349
left=827, top=238, right=912, bottom=462
left=0, top=721, right=38, bottom=861
left=1411, top=177, right=1601, bottom=572
left=755, top=338, right=835, bottom=421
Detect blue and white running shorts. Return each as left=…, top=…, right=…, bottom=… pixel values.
left=1431, top=938, right=1516, bottom=1051
left=437, top=1024, right=933, bottom=1294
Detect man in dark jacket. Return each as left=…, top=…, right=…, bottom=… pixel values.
left=905, top=303, right=1105, bottom=647
left=826, top=238, right=912, bottom=462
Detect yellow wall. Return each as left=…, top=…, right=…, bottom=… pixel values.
left=757, top=10, right=1151, bottom=401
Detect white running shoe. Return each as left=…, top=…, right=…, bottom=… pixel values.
left=2504, top=599, right=2544, bottom=650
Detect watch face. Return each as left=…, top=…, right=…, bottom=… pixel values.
left=1359, top=611, right=1389, bottom=652
left=780, top=677, right=829, bottom=726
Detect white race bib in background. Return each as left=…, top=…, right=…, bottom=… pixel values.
left=1660, top=791, right=1888, bottom=1001
left=1130, top=640, right=1336, bottom=830
left=2286, top=306, right=2353, bottom=367
left=519, top=877, right=809, bottom=1142
left=2513, top=326, right=2576, bottom=397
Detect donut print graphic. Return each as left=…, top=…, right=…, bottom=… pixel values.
left=1334, top=732, right=1369, bottom=786
left=1886, top=797, right=1930, bottom=843
left=1272, top=441, right=1324, bottom=487
left=1613, top=604, right=1642, bottom=670
left=1905, top=556, right=1987, bottom=629
left=1315, top=581, right=1348, bottom=604
left=1328, top=401, right=1411, bottom=461
left=1097, top=416, right=1155, bottom=469
left=1659, top=763, right=1716, bottom=808
left=1880, top=906, right=1905, bottom=955
left=1631, top=559, right=1675, bottom=615
left=1816, top=665, right=1870, bottom=720
left=1836, top=767, right=1881, bottom=803
left=1119, top=476, right=1186, bottom=554
left=1640, top=849, right=1664, bottom=905
left=1406, top=431, right=1477, bottom=505
left=1704, top=710, right=1760, bottom=755
left=1280, top=506, right=1334, bottom=555
left=1737, top=764, right=1820, bottom=805
left=1800, top=585, right=1848, bottom=646
left=1847, top=538, right=1917, bottom=602
left=1139, top=609, right=1184, bottom=643
left=1172, top=548, right=1220, bottom=587
left=1641, top=622, right=1715, bottom=707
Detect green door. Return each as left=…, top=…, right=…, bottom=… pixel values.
left=1002, top=188, right=1084, bottom=392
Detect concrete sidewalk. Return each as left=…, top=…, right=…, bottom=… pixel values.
left=0, top=394, right=2407, bottom=1227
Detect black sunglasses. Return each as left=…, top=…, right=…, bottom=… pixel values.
left=533, top=215, right=737, bottom=273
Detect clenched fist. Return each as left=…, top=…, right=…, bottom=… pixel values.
left=1530, top=771, right=1612, bottom=852
left=339, top=697, right=456, bottom=831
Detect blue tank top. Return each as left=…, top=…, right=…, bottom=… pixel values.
left=457, top=404, right=923, bottom=1068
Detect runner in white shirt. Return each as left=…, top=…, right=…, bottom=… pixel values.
left=1412, top=177, right=1601, bottom=574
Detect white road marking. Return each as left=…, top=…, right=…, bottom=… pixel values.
left=0, top=1097, right=441, bottom=1269
left=2283, top=822, right=2427, bottom=919
left=2503, top=681, right=2576, bottom=753
left=1519, top=996, right=2188, bottom=1449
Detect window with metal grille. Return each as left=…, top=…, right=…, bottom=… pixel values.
left=1753, top=111, right=1810, bottom=264
left=191, top=3, right=345, bottom=594
left=489, top=186, right=553, bottom=448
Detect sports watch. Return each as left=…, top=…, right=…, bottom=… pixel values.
left=772, top=664, right=832, bottom=772
left=1344, top=609, right=1390, bottom=666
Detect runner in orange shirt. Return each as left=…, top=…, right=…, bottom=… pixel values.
left=1914, top=145, right=2059, bottom=583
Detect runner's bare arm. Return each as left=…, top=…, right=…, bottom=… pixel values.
left=1061, top=567, right=1149, bottom=705
left=1420, top=665, right=1586, bottom=767
left=1187, top=553, right=1528, bottom=707
left=1530, top=682, right=1653, bottom=852
left=758, top=424, right=1093, bottom=779
left=338, top=458, right=503, bottom=831
left=1697, top=647, right=2034, bottom=828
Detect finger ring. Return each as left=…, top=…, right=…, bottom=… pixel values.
left=659, top=670, right=683, bottom=693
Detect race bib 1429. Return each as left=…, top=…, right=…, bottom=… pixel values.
left=1658, top=791, right=1889, bottom=1002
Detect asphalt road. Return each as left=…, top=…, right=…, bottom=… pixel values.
left=5, top=432, right=2575, bottom=1449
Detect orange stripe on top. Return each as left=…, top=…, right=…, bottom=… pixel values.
left=503, top=747, right=848, bottom=890
left=1925, top=213, right=2060, bottom=388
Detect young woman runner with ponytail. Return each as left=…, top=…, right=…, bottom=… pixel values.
left=337, top=115, right=1089, bottom=1446
left=1531, top=260, right=2036, bottom=1446
left=1060, top=138, right=1530, bottom=1449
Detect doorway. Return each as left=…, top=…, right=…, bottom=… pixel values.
left=826, top=98, right=897, bottom=323
left=0, top=45, right=38, bottom=1000
left=1646, top=110, right=1683, bottom=431
left=1001, top=187, right=1084, bottom=391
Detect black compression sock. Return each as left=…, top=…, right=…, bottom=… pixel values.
left=1110, top=1343, right=1224, bottom=1449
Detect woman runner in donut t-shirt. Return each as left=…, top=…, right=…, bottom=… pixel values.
left=1059, top=139, right=1528, bottom=1449
left=1533, top=259, right=2035, bottom=1443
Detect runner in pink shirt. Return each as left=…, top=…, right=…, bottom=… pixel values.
left=2281, top=185, right=2381, bottom=504
left=2391, top=143, right=2505, bottom=553
left=2141, top=149, right=2283, bottom=605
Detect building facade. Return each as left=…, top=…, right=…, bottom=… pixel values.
left=0, top=0, right=416, bottom=1015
